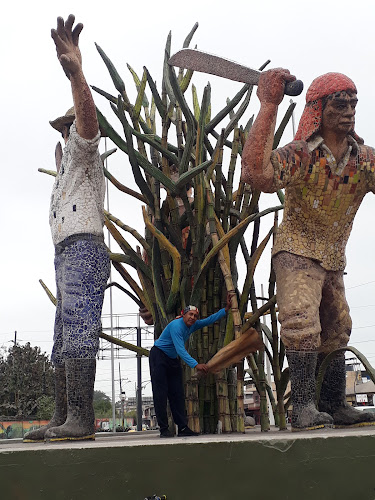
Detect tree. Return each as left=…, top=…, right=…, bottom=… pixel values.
left=124, top=410, right=137, bottom=425
left=36, top=395, right=55, bottom=420
left=0, top=343, right=54, bottom=418
left=93, top=390, right=112, bottom=417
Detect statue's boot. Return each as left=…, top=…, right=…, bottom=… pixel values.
left=45, top=359, right=96, bottom=441
left=23, top=365, right=67, bottom=442
left=287, top=350, right=333, bottom=432
left=318, top=352, right=375, bottom=428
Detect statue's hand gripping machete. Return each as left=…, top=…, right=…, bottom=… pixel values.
left=168, top=48, right=303, bottom=97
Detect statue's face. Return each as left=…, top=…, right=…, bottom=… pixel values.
left=321, top=91, right=358, bottom=137
left=62, top=124, right=71, bottom=144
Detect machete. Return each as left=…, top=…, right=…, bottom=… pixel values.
left=168, top=48, right=303, bottom=96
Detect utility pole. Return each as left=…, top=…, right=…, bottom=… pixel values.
left=105, top=137, right=117, bottom=435
left=119, top=364, right=125, bottom=428
left=136, top=313, right=142, bottom=431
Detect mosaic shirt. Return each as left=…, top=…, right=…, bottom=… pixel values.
left=49, top=122, right=105, bottom=245
left=266, top=136, right=375, bottom=271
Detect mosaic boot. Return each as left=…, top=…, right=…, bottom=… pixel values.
left=318, top=352, right=375, bottom=428
left=287, top=350, right=333, bottom=431
left=23, top=365, right=67, bottom=442
left=45, top=359, right=96, bottom=441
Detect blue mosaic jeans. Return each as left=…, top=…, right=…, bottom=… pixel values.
left=52, top=235, right=110, bottom=365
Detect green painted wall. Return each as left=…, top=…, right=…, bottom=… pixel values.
left=1, top=434, right=375, bottom=499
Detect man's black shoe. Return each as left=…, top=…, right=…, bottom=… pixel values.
left=178, top=426, right=199, bottom=437
left=159, top=430, right=173, bottom=438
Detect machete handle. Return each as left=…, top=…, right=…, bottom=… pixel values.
left=285, top=79, right=304, bottom=96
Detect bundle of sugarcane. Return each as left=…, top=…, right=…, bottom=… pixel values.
left=206, top=328, right=263, bottom=374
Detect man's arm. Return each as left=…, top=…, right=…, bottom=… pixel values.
left=192, top=292, right=233, bottom=332
left=51, top=15, right=98, bottom=140
left=171, top=334, right=207, bottom=374
left=241, top=69, right=295, bottom=191
left=191, top=308, right=226, bottom=332
left=170, top=329, right=199, bottom=369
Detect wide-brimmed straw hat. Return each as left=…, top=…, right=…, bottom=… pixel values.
left=49, top=106, right=107, bottom=137
left=49, top=106, right=76, bottom=133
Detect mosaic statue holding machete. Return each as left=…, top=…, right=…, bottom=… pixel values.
left=169, top=50, right=375, bottom=432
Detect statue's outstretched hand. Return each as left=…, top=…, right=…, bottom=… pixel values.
left=51, top=14, right=83, bottom=79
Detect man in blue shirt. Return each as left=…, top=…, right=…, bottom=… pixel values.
left=150, top=295, right=232, bottom=437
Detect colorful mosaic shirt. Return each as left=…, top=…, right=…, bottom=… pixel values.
left=49, top=122, right=105, bottom=245
left=267, top=136, right=375, bottom=271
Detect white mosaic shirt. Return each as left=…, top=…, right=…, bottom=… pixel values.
left=49, top=122, right=105, bottom=245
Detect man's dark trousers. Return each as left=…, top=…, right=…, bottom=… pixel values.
left=149, top=346, right=187, bottom=432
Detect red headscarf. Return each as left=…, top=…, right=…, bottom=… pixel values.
left=294, top=72, right=363, bottom=144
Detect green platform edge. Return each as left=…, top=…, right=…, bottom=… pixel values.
left=1, top=433, right=375, bottom=499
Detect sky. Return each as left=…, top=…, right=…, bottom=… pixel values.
left=2, top=0, right=375, bottom=402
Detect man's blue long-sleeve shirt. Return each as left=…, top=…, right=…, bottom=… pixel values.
left=154, top=309, right=227, bottom=368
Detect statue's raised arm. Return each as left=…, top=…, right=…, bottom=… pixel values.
left=51, top=14, right=98, bottom=140
left=241, top=68, right=296, bottom=191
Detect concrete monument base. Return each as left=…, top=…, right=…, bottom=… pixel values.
left=1, top=426, right=374, bottom=499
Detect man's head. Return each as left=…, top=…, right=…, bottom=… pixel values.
left=50, top=106, right=75, bottom=143
left=294, top=72, right=363, bottom=143
left=182, top=305, right=199, bottom=327
left=50, top=105, right=105, bottom=145
left=321, top=90, right=358, bottom=137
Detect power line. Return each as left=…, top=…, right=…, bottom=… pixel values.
left=346, top=280, right=375, bottom=290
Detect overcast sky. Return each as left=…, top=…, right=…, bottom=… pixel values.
left=2, top=0, right=375, bottom=400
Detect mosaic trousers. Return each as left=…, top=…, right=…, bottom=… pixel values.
left=51, top=234, right=110, bottom=365
left=273, top=251, right=352, bottom=353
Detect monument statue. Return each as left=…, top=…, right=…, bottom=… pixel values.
left=241, top=69, right=375, bottom=430
left=24, top=15, right=110, bottom=442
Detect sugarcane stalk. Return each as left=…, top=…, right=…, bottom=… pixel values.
left=105, top=281, right=142, bottom=307
left=103, top=168, right=146, bottom=203
left=249, top=280, right=270, bottom=432
left=206, top=182, right=244, bottom=431
left=104, top=218, right=152, bottom=279
left=111, top=261, right=147, bottom=307
left=105, top=211, right=151, bottom=255
left=222, top=128, right=239, bottom=232
left=167, top=63, right=196, bottom=175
